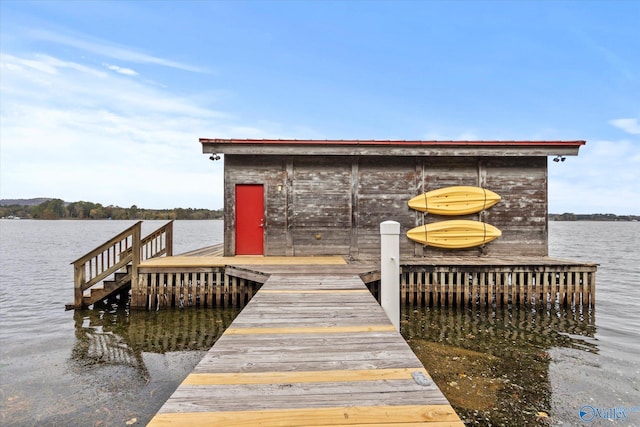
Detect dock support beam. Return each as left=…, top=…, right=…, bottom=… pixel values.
left=380, top=220, right=400, bottom=331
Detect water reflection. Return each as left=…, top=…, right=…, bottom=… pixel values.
left=402, top=306, right=597, bottom=426
left=69, top=296, right=599, bottom=426
left=72, top=298, right=240, bottom=373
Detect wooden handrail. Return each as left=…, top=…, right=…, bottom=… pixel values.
left=71, top=221, right=173, bottom=308
left=71, top=222, right=142, bottom=266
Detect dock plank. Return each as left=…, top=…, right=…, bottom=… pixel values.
left=151, top=405, right=461, bottom=426
left=159, top=387, right=450, bottom=411
left=183, top=368, right=430, bottom=385
left=149, top=270, right=463, bottom=426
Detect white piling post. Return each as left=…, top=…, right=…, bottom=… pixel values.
left=380, top=220, right=400, bottom=331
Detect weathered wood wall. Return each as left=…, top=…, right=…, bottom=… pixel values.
left=358, top=157, right=416, bottom=257
left=223, top=155, right=549, bottom=258
left=291, top=158, right=353, bottom=255
left=484, top=157, right=548, bottom=256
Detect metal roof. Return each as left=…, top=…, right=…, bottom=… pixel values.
left=200, top=138, right=585, bottom=147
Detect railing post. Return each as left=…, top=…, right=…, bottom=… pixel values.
left=131, top=222, right=141, bottom=303
left=380, top=220, right=400, bottom=331
left=73, top=263, right=86, bottom=308
left=165, top=221, right=173, bottom=256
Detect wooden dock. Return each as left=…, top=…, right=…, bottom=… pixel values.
left=134, top=251, right=597, bottom=311
left=69, top=222, right=597, bottom=311
left=148, top=265, right=463, bottom=426
left=69, top=222, right=596, bottom=425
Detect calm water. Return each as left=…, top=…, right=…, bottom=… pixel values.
left=0, top=220, right=638, bottom=426
left=404, top=222, right=640, bottom=425
left=0, top=220, right=238, bottom=426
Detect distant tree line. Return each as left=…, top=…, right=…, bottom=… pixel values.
left=0, top=199, right=223, bottom=220
left=550, top=213, right=639, bottom=221
left=2, top=199, right=636, bottom=221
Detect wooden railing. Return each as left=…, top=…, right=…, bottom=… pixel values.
left=141, top=220, right=173, bottom=260
left=71, top=221, right=174, bottom=309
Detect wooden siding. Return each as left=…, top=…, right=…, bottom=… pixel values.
left=291, top=158, right=352, bottom=255
left=483, top=157, right=548, bottom=256
left=358, top=157, right=416, bottom=257
left=223, top=154, right=551, bottom=259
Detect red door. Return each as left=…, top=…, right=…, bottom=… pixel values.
left=235, top=184, right=264, bottom=255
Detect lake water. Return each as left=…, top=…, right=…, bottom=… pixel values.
left=0, top=220, right=638, bottom=426
left=405, top=221, right=640, bottom=425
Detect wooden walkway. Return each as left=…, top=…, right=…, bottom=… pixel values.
left=149, top=265, right=463, bottom=426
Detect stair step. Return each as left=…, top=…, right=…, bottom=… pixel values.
left=83, top=275, right=132, bottom=307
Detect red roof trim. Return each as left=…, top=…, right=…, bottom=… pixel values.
left=200, top=138, right=586, bottom=147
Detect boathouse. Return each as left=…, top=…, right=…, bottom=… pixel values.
left=201, top=139, right=584, bottom=259
left=71, top=139, right=597, bottom=311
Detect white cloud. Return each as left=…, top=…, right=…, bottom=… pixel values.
left=1, top=52, right=224, bottom=117
left=1, top=53, right=107, bottom=78
left=548, top=140, right=640, bottom=214
left=26, top=28, right=207, bottom=73
left=2, top=49, right=638, bottom=213
left=105, top=64, right=138, bottom=76
left=0, top=52, right=262, bottom=209
left=609, top=118, right=640, bottom=135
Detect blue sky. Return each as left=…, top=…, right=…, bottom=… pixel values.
left=1, top=1, right=638, bottom=214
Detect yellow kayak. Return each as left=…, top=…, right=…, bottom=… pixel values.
left=408, top=186, right=501, bottom=215
left=406, top=220, right=502, bottom=249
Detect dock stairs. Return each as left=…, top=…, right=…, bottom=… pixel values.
left=81, top=264, right=133, bottom=307
left=67, top=221, right=173, bottom=310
